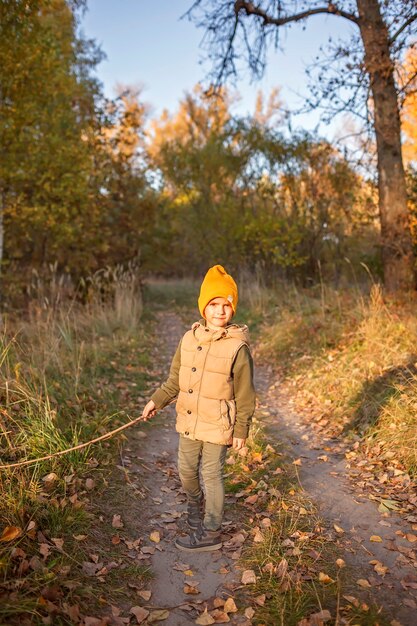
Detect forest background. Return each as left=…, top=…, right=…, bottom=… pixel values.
left=2, top=0, right=417, bottom=306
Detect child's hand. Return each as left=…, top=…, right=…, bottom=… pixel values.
left=232, top=437, right=246, bottom=451
left=142, top=400, right=156, bottom=420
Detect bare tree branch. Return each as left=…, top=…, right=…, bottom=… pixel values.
left=217, top=12, right=240, bottom=84
left=234, top=1, right=359, bottom=26
left=389, top=12, right=417, bottom=44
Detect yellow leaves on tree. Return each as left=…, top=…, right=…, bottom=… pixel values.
left=149, top=84, right=232, bottom=163
left=102, top=86, right=148, bottom=162
left=401, top=48, right=417, bottom=165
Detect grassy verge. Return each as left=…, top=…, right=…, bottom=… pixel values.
left=0, top=267, right=154, bottom=625
left=249, top=279, right=417, bottom=487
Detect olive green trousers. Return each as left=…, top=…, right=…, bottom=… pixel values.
left=178, top=435, right=227, bottom=531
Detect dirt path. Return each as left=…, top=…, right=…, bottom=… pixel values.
left=255, top=364, right=417, bottom=625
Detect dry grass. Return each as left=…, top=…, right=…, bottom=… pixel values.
left=249, top=278, right=417, bottom=477
left=0, top=264, right=151, bottom=624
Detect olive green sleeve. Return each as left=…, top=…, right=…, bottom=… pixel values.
left=150, top=339, right=181, bottom=409
left=232, top=344, right=256, bottom=439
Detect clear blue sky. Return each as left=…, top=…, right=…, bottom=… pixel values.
left=81, top=0, right=357, bottom=138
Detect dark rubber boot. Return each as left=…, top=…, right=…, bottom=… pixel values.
left=175, top=525, right=222, bottom=552
left=187, top=497, right=204, bottom=530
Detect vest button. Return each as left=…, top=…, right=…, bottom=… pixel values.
left=188, top=389, right=193, bottom=393
left=192, top=367, right=196, bottom=372
left=205, top=328, right=209, bottom=332
left=197, top=346, right=202, bottom=351
left=185, top=431, right=189, bottom=435
left=187, top=410, right=191, bottom=414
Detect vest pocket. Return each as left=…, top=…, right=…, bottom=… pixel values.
left=220, top=399, right=236, bottom=431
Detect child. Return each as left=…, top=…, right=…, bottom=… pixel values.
left=142, top=265, right=256, bottom=551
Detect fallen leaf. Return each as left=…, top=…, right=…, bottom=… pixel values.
left=369, top=559, right=388, bottom=577
left=130, top=606, right=150, bottom=624
left=333, top=524, right=344, bottom=534
left=254, top=594, right=266, bottom=606
left=195, top=608, right=215, bottom=625
left=51, top=537, right=64, bottom=551
left=150, top=531, right=161, bottom=543
left=183, top=569, right=194, bottom=576
left=245, top=607, right=255, bottom=619
left=261, top=517, right=271, bottom=528
left=11, top=547, right=26, bottom=559
left=211, top=609, right=230, bottom=623
left=39, top=543, right=51, bottom=559
left=73, top=534, right=87, bottom=541
left=148, top=609, right=170, bottom=623
left=141, top=546, right=155, bottom=554
left=223, top=598, right=237, bottom=613
left=293, top=458, right=302, bottom=466
left=173, top=562, right=191, bottom=571
left=244, top=494, right=258, bottom=505
left=223, top=533, right=246, bottom=549
left=0, top=526, right=22, bottom=542
left=218, top=567, right=229, bottom=574
left=357, top=579, right=371, bottom=588
left=309, top=609, right=332, bottom=622
left=112, top=515, right=124, bottom=529
left=137, top=590, right=151, bottom=601
left=370, top=535, right=383, bottom=542
left=406, top=534, right=417, bottom=543
left=184, top=585, right=200, bottom=594
left=42, top=472, right=58, bottom=486
left=85, top=478, right=95, bottom=490
left=82, top=561, right=103, bottom=576
left=251, top=451, right=263, bottom=463
left=241, top=570, right=256, bottom=584
left=318, top=572, right=335, bottom=584
left=336, top=558, right=346, bottom=568
left=377, top=499, right=400, bottom=513
left=213, top=598, right=225, bottom=608
left=262, top=562, right=274, bottom=574
left=253, top=528, right=264, bottom=543
left=276, top=559, right=288, bottom=578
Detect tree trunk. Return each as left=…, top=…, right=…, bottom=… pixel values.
left=356, top=0, right=415, bottom=291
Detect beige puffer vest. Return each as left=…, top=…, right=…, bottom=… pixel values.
left=175, top=322, right=250, bottom=445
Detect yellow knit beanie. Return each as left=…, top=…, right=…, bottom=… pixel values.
left=198, top=265, right=238, bottom=317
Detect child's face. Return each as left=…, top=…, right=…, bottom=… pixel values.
left=204, top=297, right=234, bottom=329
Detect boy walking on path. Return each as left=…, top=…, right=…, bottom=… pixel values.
left=142, top=265, right=256, bottom=551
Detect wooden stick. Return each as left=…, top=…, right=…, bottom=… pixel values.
left=0, top=414, right=150, bottom=470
